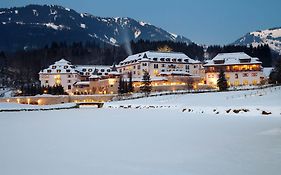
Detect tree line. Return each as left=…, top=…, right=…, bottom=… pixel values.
left=0, top=39, right=275, bottom=89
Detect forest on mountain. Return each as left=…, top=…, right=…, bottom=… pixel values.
left=0, top=39, right=275, bottom=88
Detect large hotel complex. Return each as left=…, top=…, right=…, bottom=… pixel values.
left=39, top=51, right=267, bottom=94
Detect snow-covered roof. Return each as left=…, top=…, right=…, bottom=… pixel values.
left=74, top=81, right=90, bottom=86
left=263, top=67, right=273, bottom=77
left=128, top=77, right=168, bottom=82
left=160, top=71, right=192, bottom=76
left=39, top=59, right=113, bottom=75
left=89, top=75, right=101, bottom=79
left=39, top=58, right=77, bottom=74
left=204, top=52, right=262, bottom=66
left=118, top=51, right=200, bottom=65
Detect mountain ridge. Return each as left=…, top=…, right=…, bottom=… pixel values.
left=233, top=27, right=281, bottom=55
left=0, top=4, right=192, bottom=52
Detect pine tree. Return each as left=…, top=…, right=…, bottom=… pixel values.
left=269, top=58, right=281, bottom=84
left=127, top=72, right=134, bottom=93
left=118, top=75, right=124, bottom=94
left=217, top=69, right=228, bottom=91
left=140, top=71, right=152, bottom=96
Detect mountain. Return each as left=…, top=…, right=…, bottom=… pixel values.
left=233, top=27, right=281, bottom=55
left=0, top=4, right=192, bottom=52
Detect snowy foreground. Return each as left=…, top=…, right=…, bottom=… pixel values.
left=0, top=87, right=281, bottom=175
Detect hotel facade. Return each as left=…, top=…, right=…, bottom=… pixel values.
left=204, top=52, right=265, bottom=87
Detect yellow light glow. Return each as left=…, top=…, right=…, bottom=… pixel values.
left=108, top=78, right=115, bottom=85
left=17, top=99, right=20, bottom=104
left=27, top=98, right=30, bottom=105
left=37, top=99, right=41, bottom=105
left=6, top=99, right=10, bottom=103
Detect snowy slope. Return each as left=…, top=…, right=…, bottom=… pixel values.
left=0, top=88, right=281, bottom=175
left=106, top=86, right=281, bottom=116
left=0, top=4, right=192, bottom=52
left=233, top=27, right=281, bottom=54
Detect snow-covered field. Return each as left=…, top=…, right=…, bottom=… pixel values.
left=0, top=87, right=281, bottom=175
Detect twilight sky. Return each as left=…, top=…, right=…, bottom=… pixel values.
left=1, top=0, right=280, bottom=45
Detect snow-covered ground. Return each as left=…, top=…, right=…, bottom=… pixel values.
left=0, top=102, right=77, bottom=111
left=0, top=87, right=281, bottom=175
left=106, top=86, right=281, bottom=117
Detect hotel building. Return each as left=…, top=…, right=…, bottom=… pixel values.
left=204, top=52, right=265, bottom=87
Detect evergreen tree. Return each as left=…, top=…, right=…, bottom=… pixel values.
left=140, top=71, right=152, bottom=96
left=269, top=58, right=281, bottom=84
left=118, top=75, right=124, bottom=94
left=186, top=77, right=194, bottom=91
left=217, top=69, right=228, bottom=91
left=127, top=72, right=134, bottom=93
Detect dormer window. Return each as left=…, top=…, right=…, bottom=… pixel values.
left=214, top=60, right=225, bottom=64
left=52, top=66, right=56, bottom=69
left=101, top=69, right=105, bottom=72
left=160, top=58, right=165, bottom=61
left=239, top=58, right=251, bottom=63
left=47, top=69, right=51, bottom=73
left=82, top=68, right=86, bottom=72
left=107, top=69, right=110, bottom=72
left=178, top=59, right=182, bottom=62
left=184, top=59, right=189, bottom=62
left=64, top=66, right=68, bottom=69
left=166, top=58, right=171, bottom=62
left=88, top=69, right=93, bottom=72
left=153, top=58, right=158, bottom=61
left=57, top=69, right=61, bottom=73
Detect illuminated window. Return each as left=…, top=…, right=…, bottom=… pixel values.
left=252, top=80, right=257, bottom=85
left=243, top=80, right=248, bottom=85
left=234, top=80, right=239, bottom=86
left=66, top=69, right=70, bottom=73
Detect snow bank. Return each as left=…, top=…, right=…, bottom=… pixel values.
left=0, top=102, right=77, bottom=112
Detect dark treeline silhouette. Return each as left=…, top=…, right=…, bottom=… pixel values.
left=0, top=40, right=275, bottom=89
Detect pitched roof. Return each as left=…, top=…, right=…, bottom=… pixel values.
left=119, top=51, right=200, bottom=65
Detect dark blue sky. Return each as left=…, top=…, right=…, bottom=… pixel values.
left=1, top=0, right=280, bottom=45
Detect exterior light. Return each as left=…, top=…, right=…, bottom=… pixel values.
left=6, top=99, right=10, bottom=103
left=27, top=98, right=30, bottom=105
left=17, top=99, right=20, bottom=104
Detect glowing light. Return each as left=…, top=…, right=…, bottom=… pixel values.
left=37, top=99, right=41, bottom=105
left=6, top=99, right=10, bottom=103
left=17, top=99, right=20, bottom=104
left=108, top=78, right=115, bottom=85
left=27, top=98, right=30, bottom=105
